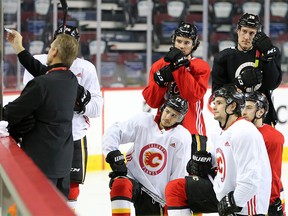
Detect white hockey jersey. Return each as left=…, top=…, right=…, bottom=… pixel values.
left=23, top=54, right=103, bottom=140
left=212, top=118, right=271, bottom=215
left=102, top=112, right=192, bottom=200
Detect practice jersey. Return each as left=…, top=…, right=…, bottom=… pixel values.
left=23, top=54, right=103, bottom=140
left=102, top=112, right=192, bottom=200
left=212, top=118, right=271, bottom=215
left=258, top=124, right=284, bottom=204
left=142, top=57, right=210, bottom=136
left=211, top=46, right=282, bottom=125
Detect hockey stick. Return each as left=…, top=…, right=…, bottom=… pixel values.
left=140, top=185, right=166, bottom=207
left=254, top=50, right=260, bottom=68
left=59, top=0, right=68, bottom=32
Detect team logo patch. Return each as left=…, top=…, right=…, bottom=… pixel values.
left=216, top=148, right=226, bottom=182
left=139, top=144, right=167, bottom=175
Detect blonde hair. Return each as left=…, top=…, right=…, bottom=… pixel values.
left=53, top=34, right=79, bottom=67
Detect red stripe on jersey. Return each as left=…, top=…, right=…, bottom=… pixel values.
left=247, top=195, right=257, bottom=215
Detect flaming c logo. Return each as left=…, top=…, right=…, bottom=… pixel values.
left=139, top=144, right=167, bottom=175
left=144, top=152, right=162, bottom=168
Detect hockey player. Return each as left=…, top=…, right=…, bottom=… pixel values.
left=102, top=95, right=191, bottom=216
left=211, top=13, right=282, bottom=126
left=23, top=25, right=103, bottom=210
left=142, top=22, right=210, bottom=157
left=242, top=91, right=285, bottom=216
left=165, top=85, right=272, bottom=216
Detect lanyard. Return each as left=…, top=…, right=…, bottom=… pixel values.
left=46, top=67, right=68, bottom=74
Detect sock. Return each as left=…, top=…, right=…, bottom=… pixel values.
left=110, top=177, right=133, bottom=216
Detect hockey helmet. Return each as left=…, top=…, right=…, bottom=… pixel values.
left=172, top=22, right=200, bottom=49
left=212, top=85, right=245, bottom=116
left=237, top=13, right=261, bottom=32
left=161, top=95, right=188, bottom=122
left=244, top=91, right=269, bottom=118
left=54, top=25, right=80, bottom=42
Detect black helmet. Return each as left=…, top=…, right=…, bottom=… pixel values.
left=213, top=85, right=245, bottom=116
left=172, top=22, right=200, bottom=50
left=54, top=25, right=80, bottom=42
left=244, top=91, right=269, bottom=118
left=161, top=95, right=188, bottom=122
left=237, top=13, right=261, bottom=32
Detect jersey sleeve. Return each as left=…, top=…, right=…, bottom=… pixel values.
left=23, top=54, right=48, bottom=85
left=79, top=60, right=103, bottom=118
left=18, top=51, right=47, bottom=80
left=260, top=46, right=282, bottom=91
left=102, top=113, right=142, bottom=157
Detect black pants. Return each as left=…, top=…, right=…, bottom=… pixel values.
left=130, top=179, right=165, bottom=216
left=49, top=174, right=70, bottom=198
left=185, top=176, right=266, bottom=216
left=70, top=136, right=88, bottom=184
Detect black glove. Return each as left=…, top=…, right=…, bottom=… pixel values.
left=268, top=198, right=283, bottom=216
left=261, top=46, right=277, bottom=62
left=234, top=68, right=263, bottom=92
left=218, top=191, right=242, bottom=216
left=253, top=32, right=273, bottom=54
left=7, top=115, right=35, bottom=143
left=164, top=47, right=190, bottom=68
left=186, top=150, right=213, bottom=177
left=74, top=85, right=91, bottom=114
left=106, top=150, right=127, bottom=179
left=153, top=64, right=175, bottom=87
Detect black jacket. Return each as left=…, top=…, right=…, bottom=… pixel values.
left=211, top=46, right=282, bottom=125
left=3, top=50, right=78, bottom=178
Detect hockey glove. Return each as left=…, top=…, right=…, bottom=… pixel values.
left=268, top=198, right=283, bottom=216
left=234, top=68, right=263, bottom=92
left=186, top=150, right=213, bottom=177
left=106, top=150, right=127, bottom=179
left=218, top=191, right=242, bottom=216
left=164, top=47, right=190, bottom=68
left=153, top=64, right=175, bottom=87
left=74, top=84, right=91, bottom=114
left=261, top=46, right=277, bottom=62
left=252, top=32, right=273, bottom=54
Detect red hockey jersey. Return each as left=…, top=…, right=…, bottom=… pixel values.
left=142, top=57, right=210, bottom=136
left=258, top=124, right=284, bottom=204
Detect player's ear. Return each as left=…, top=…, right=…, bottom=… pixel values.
left=256, top=108, right=265, bottom=118
left=229, top=101, right=237, bottom=113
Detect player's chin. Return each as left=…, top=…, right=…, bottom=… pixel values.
left=242, top=116, right=249, bottom=121
left=241, top=43, right=252, bottom=50
left=162, top=123, right=170, bottom=128
left=213, top=114, right=220, bottom=120
left=161, top=121, right=172, bottom=128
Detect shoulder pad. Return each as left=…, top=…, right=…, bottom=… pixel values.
left=214, top=47, right=236, bottom=63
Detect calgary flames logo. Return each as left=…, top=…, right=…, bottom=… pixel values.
left=216, top=148, right=226, bottom=182
left=144, top=152, right=162, bottom=168
left=139, top=144, right=167, bottom=175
